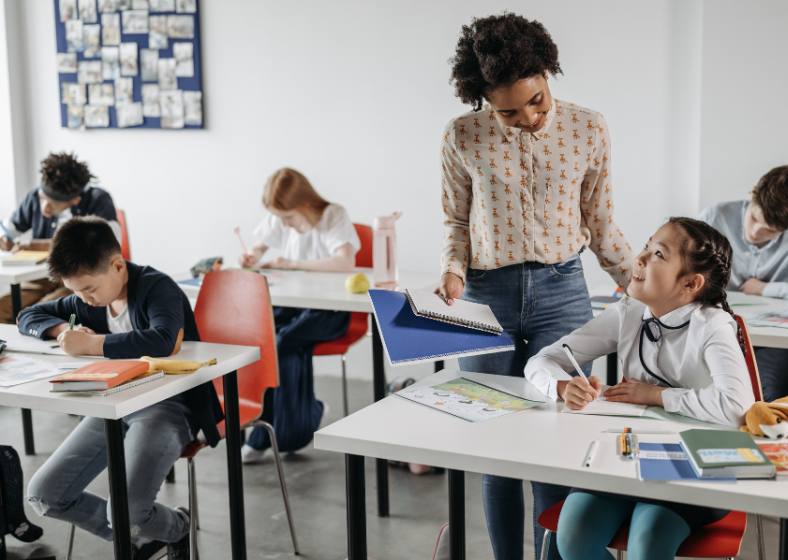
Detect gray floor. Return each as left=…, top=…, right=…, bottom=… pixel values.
left=0, top=376, right=782, bottom=560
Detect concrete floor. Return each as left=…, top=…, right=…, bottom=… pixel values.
left=0, top=375, right=783, bottom=560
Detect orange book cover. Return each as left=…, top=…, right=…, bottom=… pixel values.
left=50, top=361, right=150, bottom=390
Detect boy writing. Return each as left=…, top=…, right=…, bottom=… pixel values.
left=18, top=216, right=221, bottom=560
left=698, top=165, right=788, bottom=402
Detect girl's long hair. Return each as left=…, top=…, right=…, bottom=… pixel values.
left=263, top=168, right=330, bottom=226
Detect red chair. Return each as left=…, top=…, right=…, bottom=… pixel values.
left=313, top=223, right=372, bottom=416
left=537, top=315, right=765, bottom=560
left=115, top=209, right=131, bottom=260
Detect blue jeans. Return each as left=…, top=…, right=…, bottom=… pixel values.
left=26, top=399, right=194, bottom=543
left=754, top=347, right=788, bottom=402
left=557, top=492, right=691, bottom=560
left=459, top=257, right=593, bottom=560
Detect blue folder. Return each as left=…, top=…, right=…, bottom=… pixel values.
left=368, top=289, right=515, bottom=365
left=638, top=443, right=735, bottom=482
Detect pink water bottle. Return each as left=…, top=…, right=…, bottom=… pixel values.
left=373, top=210, right=402, bottom=288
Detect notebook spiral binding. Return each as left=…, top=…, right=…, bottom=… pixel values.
left=405, top=290, right=503, bottom=334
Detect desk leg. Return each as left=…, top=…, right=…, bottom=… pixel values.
left=104, top=419, right=132, bottom=560
left=0, top=467, right=7, bottom=560
left=223, top=370, right=247, bottom=560
left=346, top=454, right=367, bottom=560
left=435, top=360, right=444, bottom=373
left=780, top=518, right=788, bottom=560
left=448, top=470, right=465, bottom=560
left=606, top=352, right=618, bottom=387
left=11, top=283, right=35, bottom=457
left=371, top=321, right=390, bottom=518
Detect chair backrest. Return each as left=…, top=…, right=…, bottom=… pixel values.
left=194, top=270, right=279, bottom=425
left=735, top=315, right=763, bottom=402
left=354, top=223, right=373, bottom=268
left=115, top=209, right=131, bottom=260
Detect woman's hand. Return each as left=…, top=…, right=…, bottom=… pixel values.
left=557, top=375, right=602, bottom=410
left=604, top=378, right=665, bottom=407
left=434, top=272, right=464, bottom=305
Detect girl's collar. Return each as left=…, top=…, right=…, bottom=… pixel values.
left=641, top=301, right=700, bottom=328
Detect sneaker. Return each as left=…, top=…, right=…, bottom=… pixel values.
left=241, top=443, right=266, bottom=464
left=433, top=522, right=450, bottom=560
left=132, top=540, right=166, bottom=560
left=167, top=507, right=193, bottom=560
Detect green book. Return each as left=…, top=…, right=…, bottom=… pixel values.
left=679, top=429, right=775, bottom=479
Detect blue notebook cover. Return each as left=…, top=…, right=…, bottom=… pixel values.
left=368, top=289, right=515, bottom=365
left=178, top=277, right=202, bottom=287
left=638, top=443, right=735, bottom=482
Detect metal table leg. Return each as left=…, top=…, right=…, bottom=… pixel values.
left=435, top=360, right=445, bottom=373
left=370, top=322, right=389, bottom=517
left=346, top=454, right=367, bottom=560
left=606, top=352, right=618, bottom=386
left=780, top=518, right=788, bottom=560
left=11, top=283, right=35, bottom=456
left=104, top=419, right=132, bottom=560
left=223, top=370, right=247, bottom=560
left=448, top=470, right=465, bottom=560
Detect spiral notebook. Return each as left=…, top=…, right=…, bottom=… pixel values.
left=404, top=288, right=503, bottom=334
left=61, top=371, right=166, bottom=396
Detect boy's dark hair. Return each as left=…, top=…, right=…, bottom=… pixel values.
left=450, top=13, right=562, bottom=111
left=47, top=216, right=122, bottom=283
left=668, top=217, right=745, bottom=356
left=39, top=152, right=94, bottom=200
left=752, top=165, right=788, bottom=231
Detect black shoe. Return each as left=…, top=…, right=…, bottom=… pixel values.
left=167, top=507, right=193, bottom=560
left=132, top=540, right=166, bottom=560
left=0, top=446, right=43, bottom=543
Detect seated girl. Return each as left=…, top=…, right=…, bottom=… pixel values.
left=524, top=217, right=754, bottom=560
left=239, top=168, right=360, bottom=463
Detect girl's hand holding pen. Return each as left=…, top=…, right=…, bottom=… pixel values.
left=557, top=375, right=602, bottom=410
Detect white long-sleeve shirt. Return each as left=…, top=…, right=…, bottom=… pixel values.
left=524, top=297, right=754, bottom=427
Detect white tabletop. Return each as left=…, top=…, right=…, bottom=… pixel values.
left=0, top=324, right=260, bottom=420
left=177, top=268, right=438, bottom=313
left=0, top=252, right=49, bottom=284
left=315, top=369, right=788, bottom=518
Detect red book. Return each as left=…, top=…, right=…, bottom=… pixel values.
left=50, top=361, right=150, bottom=392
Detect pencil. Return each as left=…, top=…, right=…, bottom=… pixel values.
left=69, top=314, right=75, bottom=330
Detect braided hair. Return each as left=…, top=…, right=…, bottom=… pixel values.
left=667, top=217, right=746, bottom=356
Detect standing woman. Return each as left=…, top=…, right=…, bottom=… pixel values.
left=436, top=14, right=634, bottom=560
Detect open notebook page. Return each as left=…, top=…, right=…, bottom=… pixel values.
left=561, top=385, right=647, bottom=416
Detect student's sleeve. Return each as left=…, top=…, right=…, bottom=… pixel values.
left=524, top=302, right=623, bottom=400
left=440, top=120, right=472, bottom=282
left=252, top=213, right=283, bottom=250
left=323, top=206, right=361, bottom=255
left=578, top=113, right=635, bottom=290
left=102, top=278, right=186, bottom=359
left=9, top=191, right=37, bottom=235
left=762, top=282, right=788, bottom=299
left=17, top=295, right=93, bottom=339
left=661, top=323, right=754, bottom=427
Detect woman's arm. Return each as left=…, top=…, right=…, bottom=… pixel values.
left=439, top=121, right=473, bottom=284
left=263, top=243, right=355, bottom=272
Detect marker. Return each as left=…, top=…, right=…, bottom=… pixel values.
left=605, top=428, right=675, bottom=435
left=562, top=344, right=598, bottom=400
left=618, top=433, right=627, bottom=456
left=69, top=314, right=76, bottom=330
left=233, top=227, right=249, bottom=257
left=0, top=222, right=14, bottom=243
left=582, top=440, right=599, bottom=468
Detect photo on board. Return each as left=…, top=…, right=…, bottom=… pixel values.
left=116, top=102, right=144, bottom=128
left=120, top=42, right=139, bottom=76
left=123, top=10, right=150, bottom=34
left=141, top=49, right=159, bottom=81
left=67, top=105, right=84, bottom=130
left=102, top=46, right=120, bottom=80
left=102, top=13, right=121, bottom=45
left=183, top=90, right=202, bottom=126
left=157, top=58, right=177, bottom=90
left=98, top=0, right=117, bottom=12
left=78, top=0, right=97, bottom=23
left=82, top=24, right=101, bottom=58
left=57, top=53, right=78, bottom=73
left=149, top=0, right=175, bottom=12
left=115, top=77, right=134, bottom=105
left=88, top=83, right=115, bottom=106
left=149, top=15, right=168, bottom=49
left=59, top=0, right=78, bottom=22
left=65, top=20, right=84, bottom=53
left=77, top=60, right=102, bottom=84
left=117, top=0, right=132, bottom=9
left=132, top=0, right=150, bottom=9
left=160, top=89, right=184, bottom=128
left=167, top=15, right=194, bottom=38
left=141, top=84, right=161, bottom=117
left=173, top=42, right=193, bottom=77
left=85, top=105, right=110, bottom=127
left=175, top=0, right=196, bottom=13
left=61, top=83, right=87, bottom=106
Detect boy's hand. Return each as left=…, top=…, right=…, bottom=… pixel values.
left=238, top=253, right=258, bottom=269
left=557, top=375, right=602, bottom=410
left=56, top=330, right=105, bottom=356
left=740, top=278, right=767, bottom=296
left=261, top=257, right=296, bottom=270
left=0, top=236, right=13, bottom=251
left=604, top=379, right=665, bottom=406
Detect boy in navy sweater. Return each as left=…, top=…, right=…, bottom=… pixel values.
left=19, top=217, right=221, bottom=560
left=0, top=152, right=119, bottom=323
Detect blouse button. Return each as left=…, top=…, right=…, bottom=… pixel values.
left=51, top=222, right=56, bottom=228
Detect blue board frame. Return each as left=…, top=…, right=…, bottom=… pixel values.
left=53, top=0, right=204, bottom=129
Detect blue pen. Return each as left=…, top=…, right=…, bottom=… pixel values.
left=0, top=222, right=14, bottom=243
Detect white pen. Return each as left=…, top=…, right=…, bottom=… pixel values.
left=562, top=344, right=600, bottom=400
left=605, top=428, right=675, bottom=435
left=583, top=439, right=599, bottom=468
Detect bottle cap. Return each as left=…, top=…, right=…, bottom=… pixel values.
left=374, top=210, right=403, bottom=229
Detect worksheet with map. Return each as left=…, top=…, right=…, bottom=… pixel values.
left=0, top=355, right=65, bottom=388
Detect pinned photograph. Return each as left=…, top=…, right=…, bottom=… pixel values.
left=85, top=105, right=110, bottom=128
left=141, top=84, right=161, bottom=117
left=61, top=83, right=87, bottom=106
left=102, top=13, right=121, bottom=45
left=98, top=0, right=117, bottom=11
left=175, top=0, right=196, bottom=13
left=88, top=83, right=115, bottom=106
left=65, top=20, right=84, bottom=53
left=116, top=102, right=144, bottom=128
left=67, top=105, right=84, bottom=130
left=82, top=24, right=101, bottom=58
left=149, top=0, right=175, bottom=11
left=59, top=0, right=78, bottom=22
left=78, top=0, right=97, bottom=23
left=122, top=10, right=149, bottom=33
left=157, top=58, right=176, bottom=90
left=167, top=15, right=194, bottom=38
left=132, top=0, right=149, bottom=8
left=115, top=77, right=134, bottom=105
left=159, top=89, right=184, bottom=129
left=77, top=60, right=102, bottom=84
left=120, top=42, right=139, bottom=76
left=140, top=49, right=159, bottom=81
left=183, top=90, right=202, bottom=126
left=149, top=15, right=168, bottom=49
left=173, top=42, right=193, bottom=77
left=117, top=0, right=132, bottom=9
left=101, top=46, right=120, bottom=80
left=57, top=53, right=78, bottom=73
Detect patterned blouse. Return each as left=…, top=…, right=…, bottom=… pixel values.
left=440, top=98, right=634, bottom=289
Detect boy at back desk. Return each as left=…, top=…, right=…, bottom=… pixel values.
left=17, top=216, right=221, bottom=560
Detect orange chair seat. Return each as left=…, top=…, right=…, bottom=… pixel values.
left=538, top=500, right=746, bottom=557
left=313, top=312, right=369, bottom=356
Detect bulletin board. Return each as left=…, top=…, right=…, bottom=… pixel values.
left=53, top=0, right=204, bottom=130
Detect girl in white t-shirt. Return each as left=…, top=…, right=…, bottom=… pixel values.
left=240, top=168, right=360, bottom=463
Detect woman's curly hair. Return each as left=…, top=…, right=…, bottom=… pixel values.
left=40, top=152, right=93, bottom=197
left=450, top=13, right=562, bottom=111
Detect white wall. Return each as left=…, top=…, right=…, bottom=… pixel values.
left=2, top=0, right=705, bottom=294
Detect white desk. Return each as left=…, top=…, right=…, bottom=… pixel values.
left=316, top=369, right=788, bottom=560
left=0, top=324, right=260, bottom=560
